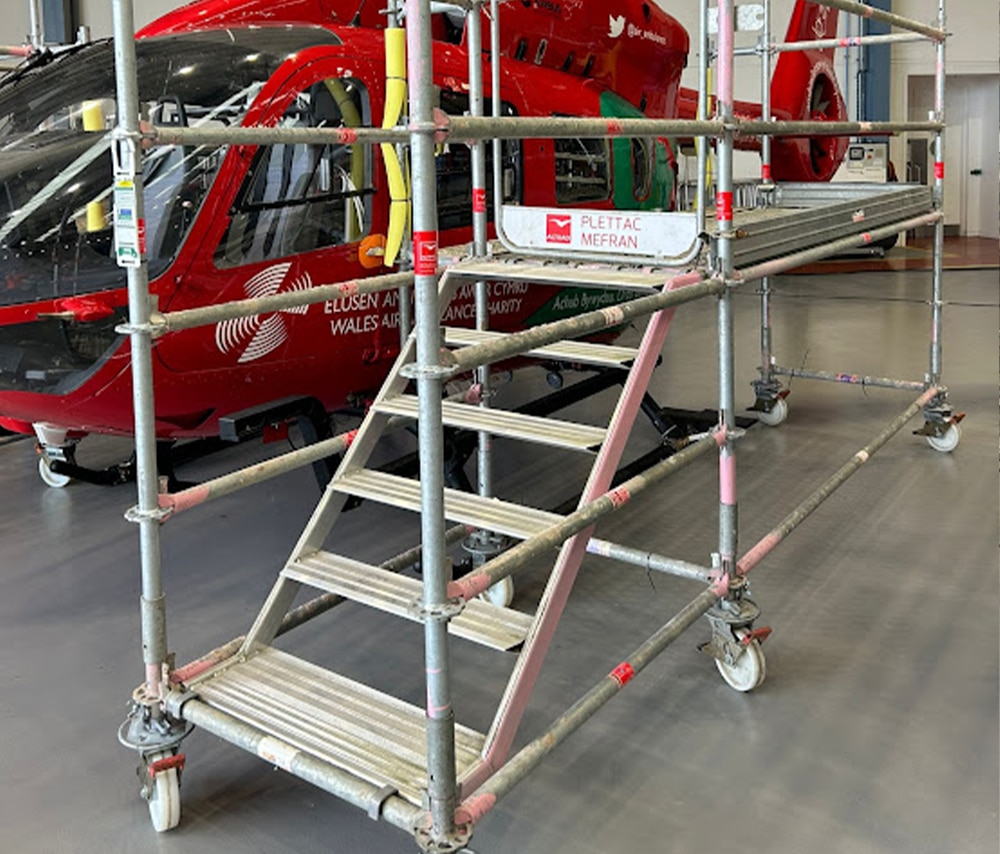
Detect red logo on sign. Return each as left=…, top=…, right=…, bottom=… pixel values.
left=546, top=214, right=572, bottom=244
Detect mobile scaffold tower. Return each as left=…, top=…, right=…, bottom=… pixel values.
left=111, top=0, right=957, bottom=850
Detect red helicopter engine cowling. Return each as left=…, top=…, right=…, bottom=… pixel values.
left=768, top=0, right=848, bottom=182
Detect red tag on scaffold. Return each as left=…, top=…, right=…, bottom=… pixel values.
left=472, top=188, right=487, bottom=214
left=413, top=231, right=438, bottom=276
left=761, top=163, right=772, bottom=182
left=610, top=662, right=635, bottom=688
left=934, top=161, right=944, bottom=180
left=716, top=191, right=733, bottom=222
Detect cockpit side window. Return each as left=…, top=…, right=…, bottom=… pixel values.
left=215, top=77, right=372, bottom=268
left=435, top=89, right=522, bottom=231
left=554, top=130, right=611, bottom=204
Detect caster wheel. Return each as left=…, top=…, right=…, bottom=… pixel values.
left=756, top=398, right=787, bottom=427
left=38, top=456, right=71, bottom=488
left=478, top=576, right=514, bottom=608
left=926, top=423, right=960, bottom=453
left=146, top=752, right=181, bottom=832
left=715, top=630, right=766, bottom=692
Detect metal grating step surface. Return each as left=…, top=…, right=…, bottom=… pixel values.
left=447, top=258, right=675, bottom=292
left=190, top=648, right=485, bottom=806
left=444, top=326, right=638, bottom=369
left=374, top=395, right=606, bottom=452
left=334, top=468, right=563, bottom=540
left=283, top=550, right=533, bottom=651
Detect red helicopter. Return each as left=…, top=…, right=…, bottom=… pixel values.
left=0, top=0, right=846, bottom=486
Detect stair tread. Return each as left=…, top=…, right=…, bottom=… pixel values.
left=283, top=550, right=532, bottom=651
left=190, top=647, right=485, bottom=806
left=374, top=395, right=605, bottom=452
left=334, top=468, right=564, bottom=540
left=443, top=326, right=637, bottom=368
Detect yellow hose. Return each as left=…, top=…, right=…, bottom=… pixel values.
left=381, top=27, right=409, bottom=267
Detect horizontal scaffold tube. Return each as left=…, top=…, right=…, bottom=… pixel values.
left=586, top=537, right=714, bottom=583
left=148, top=116, right=942, bottom=151
left=448, top=432, right=719, bottom=601
left=770, top=366, right=926, bottom=392
left=456, top=581, right=727, bottom=827
left=153, top=270, right=416, bottom=334
left=813, top=0, right=946, bottom=41
left=158, top=430, right=358, bottom=517
left=767, top=31, right=929, bottom=53
left=443, top=274, right=724, bottom=377
left=735, top=119, right=942, bottom=138
left=178, top=699, right=423, bottom=832
left=737, top=387, right=940, bottom=577
left=734, top=212, right=942, bottom=283
left=445, top=116, right=943, bottom=142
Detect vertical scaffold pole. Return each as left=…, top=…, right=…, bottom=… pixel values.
left=929, top=0, right=946, bottom=386
left=759, top=0, right=773, bottom=188
left=468, top=2, right=495, bottom=512
left=757, top=0, right=775, bottom=403
left=696, top=0, right=710, bottom=232
left=715, top=0, right=738, bottom=578
left=111, top=0, right=168, bottom=713
left=405, top=0, right=457, bottom=843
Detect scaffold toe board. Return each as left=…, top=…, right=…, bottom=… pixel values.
left=187, top=647, right=487, bottom=806
left=374, top=395, right=607, bottom=452
left=283, top=551, right=533, bottom=651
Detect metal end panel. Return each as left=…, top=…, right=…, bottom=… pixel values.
left=189, top=648, right=486, bottom=806
left=444, top=327, right=638, bottom=369
left=284, top=551, right=533, bottom=651
left=334, top=468, right=564, bottom=539
left=448, top=258, right=674, bottom=292
left=375, top=395, right=606, bottom=452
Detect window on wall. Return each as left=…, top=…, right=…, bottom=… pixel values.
left=554, top=132, right=610, bottom=203
left=435, top=89, right=522, bottom=231
left=215, top=77, right=372, bottom=267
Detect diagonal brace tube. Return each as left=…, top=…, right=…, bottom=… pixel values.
left=737, top=387, right=940, bottom=576
left=456, top=581, right=727, bottom=827
left=443, top=275, right=724, bottom=376
left=449, top=434, right=718, bottom=601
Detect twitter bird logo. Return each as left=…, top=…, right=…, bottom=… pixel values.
left=608, top=15, right=625, bottom=38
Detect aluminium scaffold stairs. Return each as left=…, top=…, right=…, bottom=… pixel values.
left=181, top=260, right=686, bottom=808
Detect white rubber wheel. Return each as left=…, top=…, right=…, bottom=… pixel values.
left=926, top=423, right=961, bottom=453
left=147, top=752, right=181, bottom=832
left=715, top=631, right=766, bottom=692
left=38, top=456, right=71, bottom=488
left=756, top=398, right=788, bottom=427
left=478, top=577, right=514, bottom=608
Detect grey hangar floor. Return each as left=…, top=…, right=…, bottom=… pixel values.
left=0, top=266, right=996, bottom=854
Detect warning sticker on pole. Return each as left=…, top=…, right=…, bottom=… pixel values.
left=501, top=206, right=699, bottom=261
left=113, top=179, right=143, bottom=268
left=413, top=230, right=438, bottom=276
left=472, top=188, right=487, bottom=214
